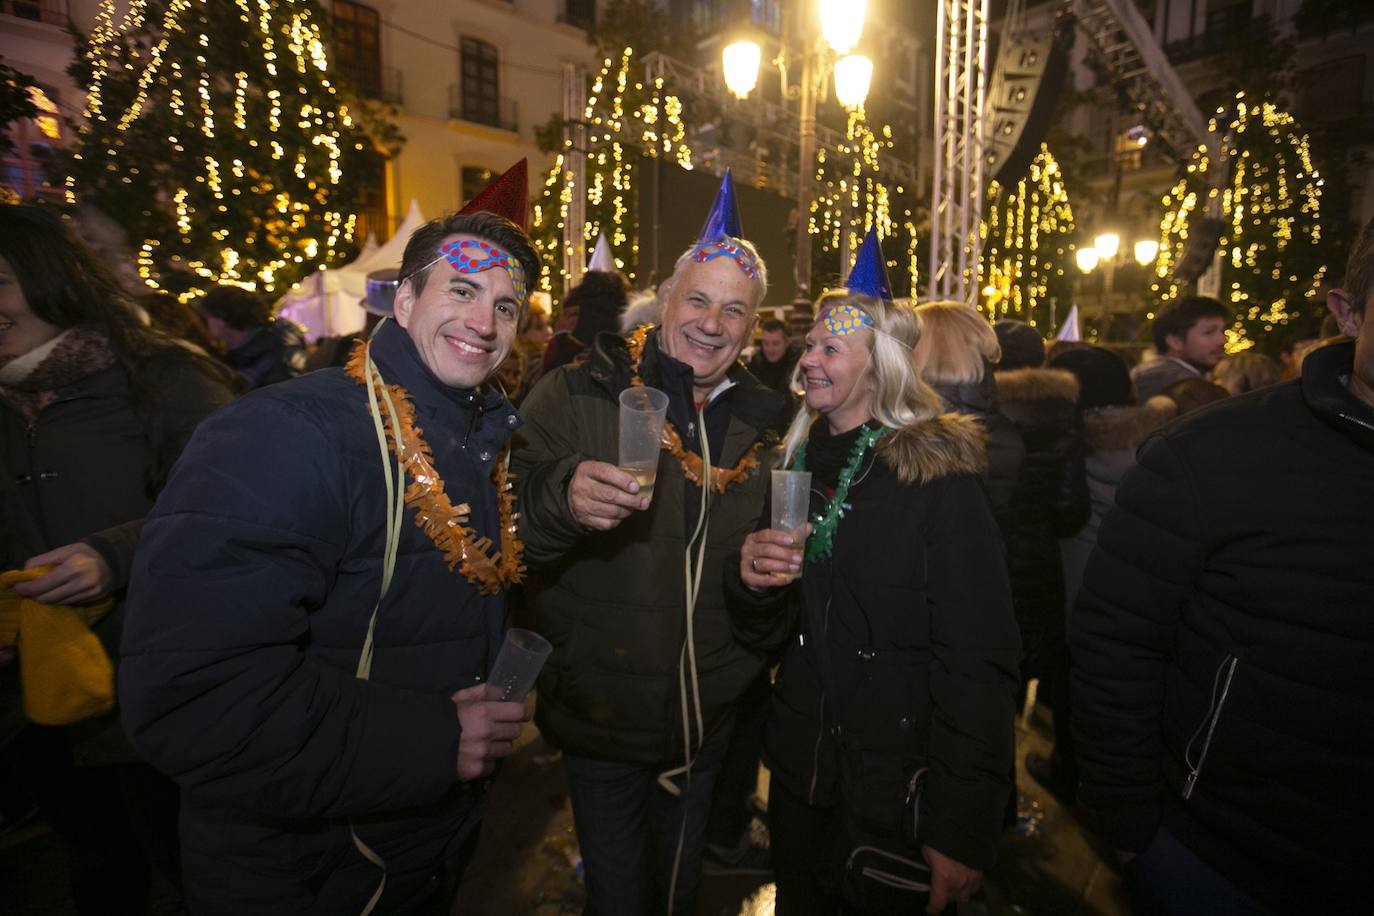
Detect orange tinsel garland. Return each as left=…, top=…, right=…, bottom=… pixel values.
left=626, top=326, right=762, bottom=495
left=346, top=342, right=524, bottom=595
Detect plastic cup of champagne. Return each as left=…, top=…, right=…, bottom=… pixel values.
left=486, top=628, right=553, bottom=702
left=770, top=470, right=812, bottom=578
left=618, top=386, right=669, bottom=505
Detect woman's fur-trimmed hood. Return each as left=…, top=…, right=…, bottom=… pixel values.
left=1083, top=397, right=1177, bottom=452
left=994, top=367, right=1081, bottom=406
left=878, top=411, right=988, bottom=485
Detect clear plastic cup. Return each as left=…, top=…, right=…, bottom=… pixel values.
left=485, top=628, right=553, bottom=702
left=771, top=469, right=813, bottom=535
left=618, top=386, right=669, bottom=503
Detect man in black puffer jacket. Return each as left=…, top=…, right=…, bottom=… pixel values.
left=120, top=208, right=539, bottom=915
left=1071, top=223, right=1374, bottom=915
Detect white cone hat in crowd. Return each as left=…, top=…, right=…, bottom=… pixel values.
left=587, top=233, right=615, bottom=273
left=276, top=200, right=427, bottom=338
left=1056, top=304, right=1081, bottom=342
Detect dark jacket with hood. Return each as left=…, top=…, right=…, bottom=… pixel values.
left=1071, top=341, right=1374, bottom=914
left=119, top=321, right=518, bottom=905
left=512, top=330, right=790, bottom=765
left=727, top=414, right=1021, bottom=871
left=1, top=337, right=236, bottom=754
left=228, top=317, right=307, bottom=389
left=932, top=372, right=1025, bottom=518
left=993, top=368, right=1089, bottom=678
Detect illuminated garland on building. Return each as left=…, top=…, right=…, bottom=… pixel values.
left=978, top=144, right=1074, bottom=326
left=531, top=47, right=693, bottom=298
left=811, top=107, right=920, bottom=297
left=70, top=0, right=371, bottom=297
left=1153, top=92, right=1325, bottom=352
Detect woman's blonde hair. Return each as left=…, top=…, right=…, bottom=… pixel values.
left=1212, top=350, right=1281, bottom=395
left=911, top=300, right=1002, bottom=386
left=781, top=290, right=945, bottom=466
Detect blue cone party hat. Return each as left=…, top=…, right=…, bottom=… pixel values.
left=697, top=168, right=744, bottom=242
left=847, top=227, right=894, bottom=301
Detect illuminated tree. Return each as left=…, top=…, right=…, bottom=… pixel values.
left=978, top=144, right=1075, bottom=329
left=68, top=0, right=374, bottom=296
left=530, top=46, right=693, bottom=300
left=1153, top=93, right=1327, bottom=353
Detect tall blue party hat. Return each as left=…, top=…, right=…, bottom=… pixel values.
left=697, top=168, right=744, bottom=242
left=847, top=227, right=894, bottom=301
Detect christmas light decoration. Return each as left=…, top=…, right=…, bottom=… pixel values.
left=70, top=0, right=372, bottom=298
left=978, top=144, right=1075, bottom=326
left=531, top=47, right=694, bottom=299
left=1153, top=92, right=1325, bottom=353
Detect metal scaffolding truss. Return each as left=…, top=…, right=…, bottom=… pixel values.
left=1070, top=0, right=1218, bottom=164
left=930, top=0, right=991, bottom=305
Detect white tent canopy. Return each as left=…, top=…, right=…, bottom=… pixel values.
left=276, top=200, right=426, bottom=338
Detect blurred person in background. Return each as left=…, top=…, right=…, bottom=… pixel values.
left=913, top=301, right=1025, bottom=517
left=138, top=291, right=225, bottom=360
left=747, top=316, right=801, bottom=394
left=1132, top=296, right=1228, bottom=402
left=1213, top=351, right=1281, bottom=396
left=1157, top=377, right=1230, bottom=416
left=0, top=204, right=237, bottom=915
left=1025, top=345, right=1175, bottom=802
left=991, top=319, right=1088, bottom=721
left=199, top=283, right=307, bottom=389
left=542, top=270, right=629, bottom=373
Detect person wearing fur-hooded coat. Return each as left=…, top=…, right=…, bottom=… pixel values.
left=727, top=291, right=1020, bottom=915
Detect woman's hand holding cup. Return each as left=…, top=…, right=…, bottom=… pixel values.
left=740, top=525, right=811, bottom=591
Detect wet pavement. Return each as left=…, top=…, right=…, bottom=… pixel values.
left=2, top=707, right=1128, bottom=915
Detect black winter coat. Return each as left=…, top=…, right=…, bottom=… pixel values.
left=1070, top=341, right=1374, bottom=914
left=120, top=322, right=517, bottom=897
left=933, top=373, right=1025, bottom=517
left=729, top=415, right=1021, bottom=870
left=227, top=318, right=307, bottom=389
left=512, top=331, right=790, bottom=764
left=0, top=341, right=236, bottom=752
left=993, top=368, right=1088, bottom=678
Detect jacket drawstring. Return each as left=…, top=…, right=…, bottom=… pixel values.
left=1182, top=654, right=1237, bottom=800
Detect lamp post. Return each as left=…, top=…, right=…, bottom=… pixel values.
left=1075, top=231, right=1160, bottom=340
left=719, top=0, right=873, bottom=307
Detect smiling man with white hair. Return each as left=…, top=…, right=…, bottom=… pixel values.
left=512, top=170, right=790, bottom=914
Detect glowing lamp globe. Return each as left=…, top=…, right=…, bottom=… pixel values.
left=1076, top=247, right=1100, bottom=273
left=722, top=41, right=761, bottom=100
left=1134, top=239, right=1160, bottom=266
left=1094, top=232, right=1121, bottom=261
left=820, top=0, right=867, bottom=54
left=833, top=55, right=873, bottom=110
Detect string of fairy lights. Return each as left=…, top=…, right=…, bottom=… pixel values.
left=1153, top=91, right=1325, bottom=351
left=979, top=144, right=1075, bottom=325
left=73, top=0, right=364, bottom=298
left=531, top=47, right=919, bottom=300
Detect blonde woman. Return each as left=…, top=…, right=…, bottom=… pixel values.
left=729, top=273, right=1020, bottom=915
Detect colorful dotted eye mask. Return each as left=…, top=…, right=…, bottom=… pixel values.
left=818, top=304, right=876, bottom=336
left=690, top=240, right=760, bottom=279
left=431, top=239, right=528, bottom=302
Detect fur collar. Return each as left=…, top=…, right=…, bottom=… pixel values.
left=877, top=411, right=988, bottom=485
left=994, top=367, right=1080, bottom=405
left=1083, top=397, right=1177, bottom=451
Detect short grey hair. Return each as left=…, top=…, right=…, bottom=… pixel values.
left=665, top=235, right=768, bottom=305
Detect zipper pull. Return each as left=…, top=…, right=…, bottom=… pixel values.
left=1182, top=770, right=1199, bottom=800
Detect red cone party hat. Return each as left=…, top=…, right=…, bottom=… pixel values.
left=458, top=159, right=529, bottom=229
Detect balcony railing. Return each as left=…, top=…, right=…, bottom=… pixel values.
left=447, top=87, right=518, bottom=133
left=1165, top=12, right=1269, bottom=64
left=2, top=0, right=67, bottom=24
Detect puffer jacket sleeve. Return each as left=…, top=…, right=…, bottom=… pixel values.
left=919, top=474, right=1021, bottom=870
left=1070, top=433, right=1203, bottom=853
left=511, top=368, right=593, bottom=565
left=119, top=394, right=461, bottom=819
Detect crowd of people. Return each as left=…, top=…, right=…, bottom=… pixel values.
left=0, top=160, right=1370, bottom=916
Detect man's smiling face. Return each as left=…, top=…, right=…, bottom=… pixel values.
left=658, top=255, right=760, bottom=398
left=393, top=234, right=521, bottom=389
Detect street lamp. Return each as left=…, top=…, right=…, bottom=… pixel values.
left=719, top=0, right=872, bottom=303
left=1134, top=239, right=1159, bottom=266
left=1076, top=231, right=1158, bottom=340
left=1093, top=232, right=1120, bottom=261
left=722, top=41, right=761, bottom=99
left=1075, top=247, right=1100, bottom=273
